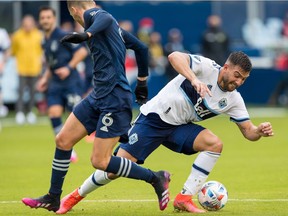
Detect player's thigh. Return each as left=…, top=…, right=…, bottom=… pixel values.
left=164, top=123, right=205, bottom=155
left=193, top=128, right=222, bottom=152
left=56, top=112, right=88, bottom=149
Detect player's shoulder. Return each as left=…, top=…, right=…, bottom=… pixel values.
left=190, top=54, right=219, bottom=67
left=229, top=89, right=245, bottom=103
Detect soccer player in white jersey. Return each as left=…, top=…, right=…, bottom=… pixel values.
left=56, top=51, right=273, bottom=214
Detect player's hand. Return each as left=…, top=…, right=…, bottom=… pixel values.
left=55, top=66, right=71, bottom=80
left=60, top=32, right=89, bottom=44
left=134, top=79, right=148, bottom=105
left=36, top=77, right=48, bottom=92
left=257, top=122, right=274, bottom=137
left=191, top=78, right=212, bottom=98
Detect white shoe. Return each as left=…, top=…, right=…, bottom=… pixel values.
left=16, top=112, right=25, bottom=125
left=26, top=112, right=37, bottom=124
left=0, top=105, right=8, bottom=117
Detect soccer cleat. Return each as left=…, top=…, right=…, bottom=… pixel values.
left=151, top=171, right=171, bottom=211
left=56, top=188, right=84, bottom=214
left=173, top=193, right=206, bottom=213
left=22, top=194, right=60, bottom=212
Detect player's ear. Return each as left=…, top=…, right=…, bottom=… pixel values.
left=223, top=63, right=229, bottom=70
left=69, top=6, right=77, bottom=14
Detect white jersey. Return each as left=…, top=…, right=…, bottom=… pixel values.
left=140, top=54, right=250, bottom=125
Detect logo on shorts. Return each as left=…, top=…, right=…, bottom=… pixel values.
left=100, top=113, right=113, bottom=132
left=129, top=133, right=138, bottom=145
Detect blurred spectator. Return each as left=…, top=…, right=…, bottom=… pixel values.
left=137, top=17, right=154, bottom=45
left=164, top=28, right=187, bottom=81
left=0, top=27, right=10, bottom=118
left=201, top=15, right=230, bottom=65
left=148, top=31, right=167, bottom=75
left=269, top=11, right=288, bottom=106
left=11, top=15, right=43, bottom=124
left=61, top=21, right=74, bottom=32
left=281, top=10, right=288, bottom=37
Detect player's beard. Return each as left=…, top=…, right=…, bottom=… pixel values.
left=222, top=78, right=237, bottom=92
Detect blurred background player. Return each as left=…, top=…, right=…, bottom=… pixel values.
left=56, top=51, right=273, bottom=214
left=37, top=6, right=88, bottom=162
left=0, top=27, right=10, bottom=128
left=201, top=15, right=230, bottom=65
left=73, top=21, right=94, bottom=143
left=11, top=15, right=43, bottom=125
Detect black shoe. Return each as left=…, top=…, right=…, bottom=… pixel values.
left=22, top=194, right=60, bottom=212
left=151, top=171, right=171, bottom=211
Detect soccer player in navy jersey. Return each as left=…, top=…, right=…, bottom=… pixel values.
left=36, top=6, right=88, bottom=163
left=22, top=0, right=170, bottom=213
left=56, top=51, right=274, bottom=214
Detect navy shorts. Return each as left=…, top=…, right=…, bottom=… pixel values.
left=117, top=113, right=205, bottom=164
left=73, top=85, right=133, bottom=139
left=46, top=82, right=83, bottom=112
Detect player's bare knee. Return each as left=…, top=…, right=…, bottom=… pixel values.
left=90, top=156, right=108, bottom=170
left=55, top=134, right=71, bottom=150
left=209, top=136, right=223, bottom=153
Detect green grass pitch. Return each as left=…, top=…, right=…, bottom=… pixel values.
left=0, top=109, right=288, bottom=216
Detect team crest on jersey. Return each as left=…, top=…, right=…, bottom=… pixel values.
left=51, top=40, right=58, bottom=52
left=129, top=133, right=138, bottom=145
left=218, top=98, right=227, bottom=109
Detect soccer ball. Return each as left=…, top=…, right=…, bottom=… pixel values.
left=198, top=180, right=228, bottom=211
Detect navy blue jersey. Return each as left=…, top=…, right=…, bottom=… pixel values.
left=83, top=8, right=148, bottom=99
left=42, top=27, right=83, bottom=85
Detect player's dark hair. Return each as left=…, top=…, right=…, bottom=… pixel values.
left=38, top=5, right=56, bottom=16
left=227, top=51, right=252, bottom=72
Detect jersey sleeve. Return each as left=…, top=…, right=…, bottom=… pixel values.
left=227, top=92, right=250, bottom=123
left=189, top=54, right=207, bottom=76
left=121, top=29, right=149, bottom=77
left=84, top=9, right=113, bottom=36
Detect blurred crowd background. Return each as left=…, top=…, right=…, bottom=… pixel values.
left=0, top=0, right=288, bottom=124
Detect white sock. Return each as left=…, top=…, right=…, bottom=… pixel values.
left=181, top=151, right=221, bottom=196
left=78, top=170, right=112, bottom=197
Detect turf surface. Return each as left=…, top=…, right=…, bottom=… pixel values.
left=0, top=110, right=287, bottom=216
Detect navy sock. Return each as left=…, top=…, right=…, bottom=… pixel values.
left=105, top=156, right=155, bottom=183
left=49, top=148, right=72, bottom=196
left=51, top=117, right=62, bottom=135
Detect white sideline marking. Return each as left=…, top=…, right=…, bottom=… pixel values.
left=1, top=198, right=288, bottom=204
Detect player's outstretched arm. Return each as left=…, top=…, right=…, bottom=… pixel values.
left=168, top=51, right=212, bottom=98
left=237, top=121, right=274, bottom=141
